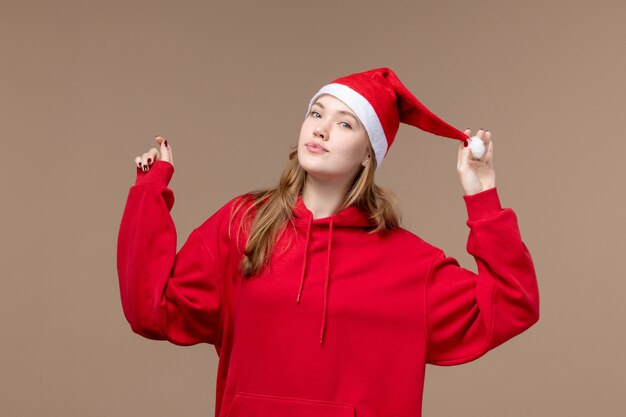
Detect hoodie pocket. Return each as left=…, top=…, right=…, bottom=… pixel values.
left=226, top=391, right=356, bottom=417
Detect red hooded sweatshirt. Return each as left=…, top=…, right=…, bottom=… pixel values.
left=117, top=160, right=540, bottom=417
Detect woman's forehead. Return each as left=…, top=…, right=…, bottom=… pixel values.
left=315, top=93, right=343, bottom=106
left=314, top=94, right=357, bottom=115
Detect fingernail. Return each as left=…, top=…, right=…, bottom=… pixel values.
left=463, top=140, right=468, bottom=147
left=164, top=140, right=168, bottom=147
left=147, top=158, right=151, bottom=164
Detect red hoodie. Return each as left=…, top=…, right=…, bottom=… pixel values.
left=117, top=160, right=540, bottom=417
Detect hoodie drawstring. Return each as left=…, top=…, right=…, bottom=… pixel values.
left=319, top=218, right=334, bottom=344
left=296, top=215, right=313, bottom=304
left=295, top=214, right=335, bottom=345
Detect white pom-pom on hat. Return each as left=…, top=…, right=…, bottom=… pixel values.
left=467, top=135, right=486, bottom=159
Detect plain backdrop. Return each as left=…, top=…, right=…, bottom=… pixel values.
left=1, top=0, right=624, bottom=416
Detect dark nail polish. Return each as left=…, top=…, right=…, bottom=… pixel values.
left=164, top=140, right=168, bottom=147
left=463, top=140, right=468, bottom=147
left=147, top=158, right=151, bottom=164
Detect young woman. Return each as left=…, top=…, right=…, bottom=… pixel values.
left=117, top=67, right=540, bottom=417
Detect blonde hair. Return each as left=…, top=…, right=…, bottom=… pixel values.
left=229, top=140, right=401, bottom=278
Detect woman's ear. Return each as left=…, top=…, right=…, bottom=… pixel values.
left=362, top=156, right=371, bottom=167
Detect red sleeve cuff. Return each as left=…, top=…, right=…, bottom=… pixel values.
left=462, top=187, right=502, bottom=221
left=134, top=160, right=175, bottom=187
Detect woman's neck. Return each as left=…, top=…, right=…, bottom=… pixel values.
left=301, top=175, right=350, bottom=219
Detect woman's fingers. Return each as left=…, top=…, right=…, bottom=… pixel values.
left=482, top=130, right=491, bottom=152
left=457, top=141, right=466, bottom=171
left=140, top=148, right=159, bottom=171
left=133, top=136, right=174, bottom=172
left=457, top=129, right=472, bottom=171
left=148, top=147, right=160, bottom=163
left=154, top=135, right=173, bottom=165
left=484, top=132, right=494, bottom=167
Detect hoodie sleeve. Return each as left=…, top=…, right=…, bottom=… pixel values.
left=425, top=187, right=540, bottom=366
left=116, top=160, right=224, bottom=346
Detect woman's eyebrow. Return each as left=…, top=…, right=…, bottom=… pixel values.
left=312, top=102, right=360, bottom=126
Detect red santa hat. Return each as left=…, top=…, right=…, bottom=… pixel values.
left=304, top=67, right=485, bottom=170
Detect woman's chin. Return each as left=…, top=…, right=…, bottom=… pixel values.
left=299, top=154, right=357, bottom=180
left=298, top=155, right=324, bottom=171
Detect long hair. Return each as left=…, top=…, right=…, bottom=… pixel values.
left=229, top=140, right=401, bottom=278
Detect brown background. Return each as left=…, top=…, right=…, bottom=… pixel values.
left=2, top=0, right=624, bottom=416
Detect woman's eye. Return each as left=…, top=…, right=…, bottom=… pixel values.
left=309, top=111, right=351, bottom=128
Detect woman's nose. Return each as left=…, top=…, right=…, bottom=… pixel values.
left=313, top=125, right=327, bottom=139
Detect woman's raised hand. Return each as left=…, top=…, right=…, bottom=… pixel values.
left=134, top=135, right=173, bottom=172
left=457, top=129, right=495, bottom=196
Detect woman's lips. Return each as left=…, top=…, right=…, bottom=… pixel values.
left=306, top=143, right=328, bottom=153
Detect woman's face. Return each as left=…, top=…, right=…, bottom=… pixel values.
left=297, top=94, right=370, bottom=182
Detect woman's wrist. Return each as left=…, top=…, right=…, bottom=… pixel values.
left=462, top=186, right=502, bottom=221
left=464, top=184, right=496, bottom=197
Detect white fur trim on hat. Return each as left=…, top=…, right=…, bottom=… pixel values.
left=305, top=83, right=388, bottom=171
